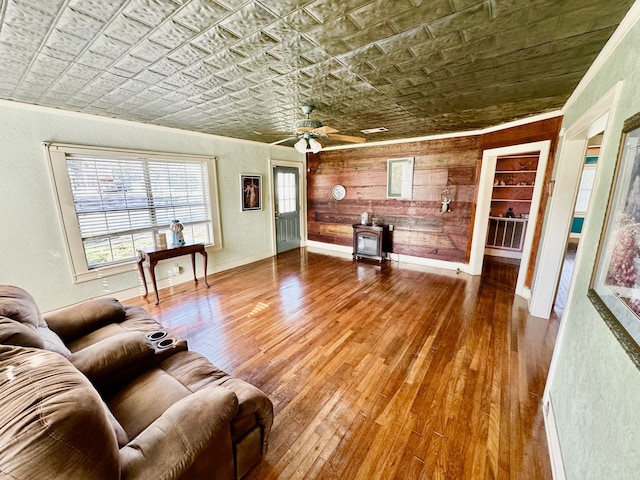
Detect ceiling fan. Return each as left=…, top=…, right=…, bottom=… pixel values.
left=254, top=105, right=366, bottom=153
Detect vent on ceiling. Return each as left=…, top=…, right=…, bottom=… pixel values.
left=360, top=127, right=388, bottom=134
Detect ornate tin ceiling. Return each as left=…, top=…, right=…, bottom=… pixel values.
left=0, top=0, right=634, bottom=147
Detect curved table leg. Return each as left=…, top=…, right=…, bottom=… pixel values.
left=137, top=257, right=149, bottom=298
left=199, top=251, right=210, bottom=287
left=147, top=260, right=160, bottom=305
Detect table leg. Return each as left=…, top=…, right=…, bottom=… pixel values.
left=200, top=251, right=210, bottom=287
left=147, top=260, right=160, bottom=305
left=191, top=253, right=198, bottom=284
left=137, top=257, right=148, bottom=298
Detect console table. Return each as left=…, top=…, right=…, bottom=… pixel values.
left=137, top=243, right=210, bottom=304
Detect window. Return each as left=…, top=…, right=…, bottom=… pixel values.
left=276, top=171, right=297, bottom=213
left=47, top=143, right=221, bottom=282
left=574, top=165, right=597, bottom=214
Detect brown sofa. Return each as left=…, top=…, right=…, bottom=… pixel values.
left=0, top=285, right=273, bottom=479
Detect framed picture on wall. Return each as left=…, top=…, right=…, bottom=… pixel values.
left=590, top=110, right=640, bottom=368
left=387, top=157, right=414, bottom=199
left=240, top=174, right=262, bottom=212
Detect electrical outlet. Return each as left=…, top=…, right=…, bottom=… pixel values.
left=388, top=224, right=394, bottom=231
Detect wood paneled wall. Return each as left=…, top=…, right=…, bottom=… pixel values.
left=307, top=117, right=563, bottom=272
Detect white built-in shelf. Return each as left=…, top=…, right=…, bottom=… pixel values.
left=495, top=170, right=537, bottom=173
left=490, top=199, right=532, bottom=202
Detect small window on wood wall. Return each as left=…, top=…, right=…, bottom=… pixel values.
left=387, top=157, right=414, bottom=199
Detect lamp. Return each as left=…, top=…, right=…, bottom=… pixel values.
left=308, top=138, right=322, bottom=154
left=294, top=138, right=307, bottom=153
left=294, top=136, right=323, bottom=154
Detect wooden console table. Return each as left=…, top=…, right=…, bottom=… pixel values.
left=137, top=243, right=210, bottom=304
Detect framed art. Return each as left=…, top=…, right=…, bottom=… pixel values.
left=387, top=157, right=414, bottom=199
left=241, top=174, right=262, bottom=211
left=590, top=111, right=640, bottom=368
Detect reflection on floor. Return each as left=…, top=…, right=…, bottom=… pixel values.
left=482, top=255, right=520, bottom=290
left=554, top=241, right=578, bottom=316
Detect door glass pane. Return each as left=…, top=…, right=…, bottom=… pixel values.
left=277, top=171, right=297, bottom=213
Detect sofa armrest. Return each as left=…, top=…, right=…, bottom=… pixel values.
left=44, top=298, right=126, bottom=342
left=69, top=331, right=155, bottom=383
left=119, top=387, right=239, bottom=480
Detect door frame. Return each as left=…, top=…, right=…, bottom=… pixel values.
left=270, top=159, right=306, bottom=255
left=529, top=82, right=621, bottom=318
left=469, top=140, right=551, bottom=298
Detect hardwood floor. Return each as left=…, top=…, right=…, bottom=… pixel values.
left=125, top=249, right=559, bottom=480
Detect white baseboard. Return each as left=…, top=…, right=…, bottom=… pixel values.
left=306, top=240, right=470, bottom=273
left=543, top=393, right=566, bottom=480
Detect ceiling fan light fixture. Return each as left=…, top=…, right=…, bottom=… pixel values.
left=308, top=138, right=322, bottom=153
left=294, top=138, right=307, bottom=153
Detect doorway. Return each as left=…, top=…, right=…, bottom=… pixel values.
left=273, top=165, right=302, bottom=253
left=469, top=140, right=551, bottom=299
left=530, top=83, right=620, bottom=319
left=553, top=134, right=601, bottom=315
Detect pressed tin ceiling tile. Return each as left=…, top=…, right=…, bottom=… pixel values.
left=172, top=0, right=231, bottom=33
left=0, top=0, right=635, bottom=145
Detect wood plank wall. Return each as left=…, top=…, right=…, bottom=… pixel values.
left=307, top=117, right=562, bottom=274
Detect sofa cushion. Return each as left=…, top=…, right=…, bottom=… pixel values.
left=44, top=298, right=126, bottom=343
left=0, top=345, right=119, bottom=479
left=69, top=331, right=156, bottom=382
left=0, top=316, right=45, bottom=349
left=0, top=286, right=70, bottom=357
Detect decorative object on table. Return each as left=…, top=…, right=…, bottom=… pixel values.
left=387, top=157, right=414, bottom=199
left=441, top=180, right=452, bottom=213
left=505, top=207, right=515, bottom=218
left=155, top=232, right=167, bottom=249
left=360, top=212, right=369, bottom=225
left=590, top=110, right=640, bottom=366
left=240, top=174, right=262, bottom=211
left=169, top=220, right=185, bottom=245
left=332, top=184, right=346, bottom=200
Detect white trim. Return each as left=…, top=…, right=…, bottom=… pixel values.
left=306, top=240, right=470, bottom=273
left=530, top=82, right=622, bottom=318
left=469, top=141, right=551, bottom=298
left=320, top=110, right=563, bottom=151
left=542, top=394, right=567, bottom=480
left=563, top=1, right=640, bottom=112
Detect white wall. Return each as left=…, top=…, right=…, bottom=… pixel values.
left=543, top=4, right=640, bottom=478
left=0, top=101, right=302, bottom=311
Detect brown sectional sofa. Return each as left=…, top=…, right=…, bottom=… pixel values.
left=0, top=285, right=273, bottom=479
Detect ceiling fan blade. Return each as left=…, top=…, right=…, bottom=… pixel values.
left=312, top=126, right=339, bottom=134
left=270, top=137, right=296, bottom=146
left=254, top=130, right=292, bottom=136
left=328, top=133, right=367, bottom=143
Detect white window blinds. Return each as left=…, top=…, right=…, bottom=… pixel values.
left=47, top=143, right=220, bottom=281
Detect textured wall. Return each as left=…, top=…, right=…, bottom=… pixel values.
left=307, top=117, right=561, bottom=267
left=0, top=101, right=302, bottom=311
left=545, top=11, right=640, bottom=480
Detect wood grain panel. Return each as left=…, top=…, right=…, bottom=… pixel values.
left=124, top=249, right=559, bottom=480
left=307, top=117, right=561, bottom=279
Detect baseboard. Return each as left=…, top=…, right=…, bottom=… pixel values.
left=306, top=240, right=470, bottom=273
left=543, top=393, right=566, bottom=480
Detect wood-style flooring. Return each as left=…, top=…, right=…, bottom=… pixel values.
left=125, top=249, right=559, bottom=480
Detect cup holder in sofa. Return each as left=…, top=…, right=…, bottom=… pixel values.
left=156, top=338, right=176, bottom=349
left=147, top=330, right=167, bottom=341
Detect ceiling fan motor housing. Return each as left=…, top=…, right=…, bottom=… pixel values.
left=296, top=118, right=323, bottom=130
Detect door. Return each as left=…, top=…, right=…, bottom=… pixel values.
left=274, top=166, right=301, bottom=253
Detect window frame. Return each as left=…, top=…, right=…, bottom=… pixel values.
left=574, top=163, right=598, bottom=215
left=46, top=142, right=222, bottom=283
